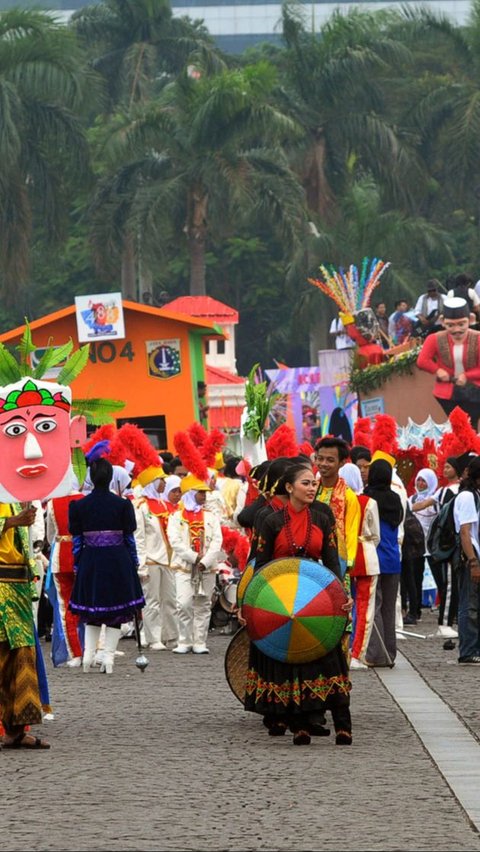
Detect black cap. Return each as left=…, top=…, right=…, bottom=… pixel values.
left=442, top=297, right=469, bottom=319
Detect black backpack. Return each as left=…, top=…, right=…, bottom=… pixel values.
left=403, top=506, right=425, bottom=558
left=427, top=498, right=457, bottom=563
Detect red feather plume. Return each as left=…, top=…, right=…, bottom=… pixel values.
left=173, top=431, right=208, bottom=481
left=298, top=441, right=314, bottom=458
left=353, top=417, right=373, bottom=450
left=202, top=428, right=225, bottom=467
left=82, top=424, right=116, bottom=456
left=187, top=422, right=208, bottom=448
left=221, top=527, right=250, bottom=572
left=114, top=423, right=162, bottom=477
left=266, top=424, right=299, bottom=460
left=371, top=414, right=399, bottom=456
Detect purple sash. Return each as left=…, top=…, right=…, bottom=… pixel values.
left=83, top=530, right=124, bottom=547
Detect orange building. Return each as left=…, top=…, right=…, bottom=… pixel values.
left=0, top=300, right=224, bottom=452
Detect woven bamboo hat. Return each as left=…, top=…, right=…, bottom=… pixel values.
left=224, top=627, right=250, bottom=704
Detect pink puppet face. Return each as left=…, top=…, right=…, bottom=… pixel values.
left=0, top=378, right=86, bottom=502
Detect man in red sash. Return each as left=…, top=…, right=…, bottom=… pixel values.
left=417, top=297, right=480, bottom=429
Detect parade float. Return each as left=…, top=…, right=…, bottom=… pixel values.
left=307, top=257, right=449, bottom=429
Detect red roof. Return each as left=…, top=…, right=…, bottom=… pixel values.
left=206, top=365, right=245, bottom=385
left=162, top=296, right=239, bottom=324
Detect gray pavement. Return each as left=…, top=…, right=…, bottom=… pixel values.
left=3, top=610, right=480, bottom=852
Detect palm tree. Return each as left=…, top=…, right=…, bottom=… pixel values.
left=275, top=3, right=425, bottom=221
left=71, top=0, right=225, bottom=109
left=0, top=9, right=90, bottom=294
left=72, top=0, right=227, bottom=298
left=89, top=63, right=307, bottom=296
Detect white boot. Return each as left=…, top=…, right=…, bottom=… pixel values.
left=83, top=625, right=102, bottom=672
left=101, top=627, right=121, bottom=674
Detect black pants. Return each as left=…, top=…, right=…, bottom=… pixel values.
left=429, top=559, right=458, bottom=626
left=401, top=556, right=421, bottom=618
left=438, top=397, right=480, bottom=431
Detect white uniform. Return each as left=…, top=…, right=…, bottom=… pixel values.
left=167, top=509, right=223, bottom=651
left=134, top=498, right=178, bottom=648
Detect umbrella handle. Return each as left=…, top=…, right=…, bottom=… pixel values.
left=133, top=610, right=143, bottom=654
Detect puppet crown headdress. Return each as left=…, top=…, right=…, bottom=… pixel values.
left=308, top=257, right=390, bottom=313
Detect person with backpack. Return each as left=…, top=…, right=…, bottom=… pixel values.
left=423, top=456, right=467, bottom=637
left=453, top=456, right=480, bottom=664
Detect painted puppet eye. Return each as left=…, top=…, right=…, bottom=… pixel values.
left=4, top=422, right=27, bottom=437
left=34, top=419, right=57, bottom=434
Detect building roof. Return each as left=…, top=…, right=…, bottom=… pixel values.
left=0, top=299, right=225, bottom=343
left=206, top=365, right=245, bottom=386
left=162, top=296, right=239, bottom=325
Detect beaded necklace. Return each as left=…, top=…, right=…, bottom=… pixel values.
left=283, top=505, right=312, bottom=557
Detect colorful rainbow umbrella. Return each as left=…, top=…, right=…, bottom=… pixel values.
left=243, top=557, right=347, bottom=664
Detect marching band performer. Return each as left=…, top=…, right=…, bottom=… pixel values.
left=167, top=473, right=223, bottom=655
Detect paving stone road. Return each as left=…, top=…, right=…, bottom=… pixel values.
left=3, top=610, right=480, bottom=852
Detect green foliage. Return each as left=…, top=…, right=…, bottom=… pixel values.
left=0, top=343, right=22, bottom=385
left=72, top=445, right=87, bottom=488
left=349, top=347, right=421, bottom=393
left=32, top=340, right=74, bottom=380
left=72, top=397, right=126, bottom=424
left=3, top=1, right=480, bottom=374
left=15, top=322, right=36, bottom=377
left=243, top=363, right=279, bottom=441
left=56, top=345, right=91, bottom=386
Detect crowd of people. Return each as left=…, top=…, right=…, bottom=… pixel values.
left=2, top=407, right=480, bottom=751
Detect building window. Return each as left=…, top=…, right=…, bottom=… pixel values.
left=204, top=340, right=210, bottom=354
left=217, top=339, right=225, bottom=354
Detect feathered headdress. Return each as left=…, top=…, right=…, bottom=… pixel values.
left=266, top=424, right=299, bottom=460
left=202, top=428, right=225, bottom=468
left=85, top=439, right=111, bottom=465
left=187, top=422, right=209, bottom=448
left=436, top=407, right=480, bottom=482
left=173, top=430, right=208, bottom=482
left=298, top=440, right=314, bottom=458
left=308, top=257, right=390, bottom=313
left=353, top=417, right=373, bottom=451
left=221, top=527, right=250, bottom=572
left=114, top=423, right=163, bottom=480
left=82, top=424, right=116, bottom=458
left=371, top=414, right=399, bottom=458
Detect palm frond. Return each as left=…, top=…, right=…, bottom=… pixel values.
left=56, top=345, right=90, bottom=386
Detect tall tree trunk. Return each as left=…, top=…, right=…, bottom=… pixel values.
left=303, top=132, right=336, bottom=222
left=188, top=189, right=208, bottom=296
left=121, top=233, right=136, bottom=299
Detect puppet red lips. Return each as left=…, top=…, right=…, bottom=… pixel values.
left=16, top=464, right=48, bottom=478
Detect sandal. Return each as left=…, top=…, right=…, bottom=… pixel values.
left=293, top=730, right=311, bottom=746
left=2, top=733, right=50, bottom=749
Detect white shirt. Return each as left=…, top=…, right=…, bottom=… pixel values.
left=329, top=318, right=355, bottom=350
left=453, top=343, right=464, bottom=377
left=454, top=491, right=480, bottom=557
left=414, top=294, right=442, bottom=318
left=448, top=287, right=480, bottom=308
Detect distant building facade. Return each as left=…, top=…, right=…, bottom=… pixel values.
left=0, top=0, right=472, bottom=53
